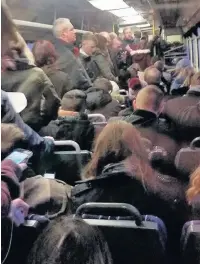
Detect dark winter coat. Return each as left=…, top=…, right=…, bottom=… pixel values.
left=86, top=87, right=121, bottom=120
left=42, top=66, right=73, bottom=99
left=125, top=109, right=179, bottom=161
left=163, top=88, right=200, bottom=142
left=79, top=52, right=101, bottom=83
left=54, top=39, right=92, bottom=90
left=1, top=62, right=60, bottom=132
left=71, top=162, right=187, bottom=226
left=39, top=113, right=95, bottom=151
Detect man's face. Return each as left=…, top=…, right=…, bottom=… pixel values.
left=82, top=40, right=96, bottom=56
left=111, top=38, right=122, bottom=51
left=62, top=23, right=76, bottom=44
left=124, top=29, right=133, bottom=40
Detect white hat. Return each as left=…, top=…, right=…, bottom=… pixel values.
left=7, top=92, right=27, bottom=113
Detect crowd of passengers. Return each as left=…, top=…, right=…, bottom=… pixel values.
left=1, top=3, right=200, bottom=264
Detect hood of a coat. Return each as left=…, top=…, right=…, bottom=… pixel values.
left=54, top=113, right=92, bottom=137
left=86, top=88, right=112, bottom=111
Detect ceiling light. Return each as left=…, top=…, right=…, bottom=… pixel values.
left=120, top=15, right=146, bottom=24
left=88, top=0, right=128, bottom=11
left=136, top=23, right=151, bottom=28
left=109, top=7, right=137, bottom=17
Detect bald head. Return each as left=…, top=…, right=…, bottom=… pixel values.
left=144, top=67, right=162, bottom=85
left=134, top=85, right=164, bottom=114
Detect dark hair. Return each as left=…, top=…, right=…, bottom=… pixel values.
left=32, top=40, right=58, bottom=67
left=93, top=78, right=113, bottom=93
left=27, top=217, right=113, bottom=264
left=61, top=89, right=87, bottom=112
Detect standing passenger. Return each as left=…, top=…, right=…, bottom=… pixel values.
left=93, top=34, right=118, bottom=82
left=53, top=18, right=92, bottom=90
left=32, top=40, right=73, bottom=100
left=79, top=33, right=101, bottom=82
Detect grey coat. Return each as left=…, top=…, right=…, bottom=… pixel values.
left=93, top=49, right=118, bottom=82
left=54, top=39, right=92, bottom=90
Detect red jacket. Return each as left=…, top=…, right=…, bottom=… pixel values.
left=1, top=160, right=21, bottom=218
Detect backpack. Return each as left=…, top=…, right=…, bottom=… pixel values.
left=20, top=175, right=72, bottom=218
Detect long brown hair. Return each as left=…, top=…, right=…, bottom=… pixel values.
left=186, top=166, right=200, bottom=203
left=83, top=121, right=154, bottom=184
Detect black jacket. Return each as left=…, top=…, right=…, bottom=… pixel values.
left=86, top=88, right=121, bottom=120
left=39, top=113, right=94, bottom=151
left=42, top=66, right=73, bottom=99
left=125, top=110, right=179, bottom=161
left=79, top=53, right=101, bottom=83
left=1, top=62, right=60, bottom=132
left=163, top=89, right=200, bottom=142
left=54, top=39, right=92, bottom=90
left=71, top=162, right=187, bottom=225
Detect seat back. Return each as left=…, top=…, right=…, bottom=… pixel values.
left=75, top=203, right=166, bottom=264
left=175, top=138, right=200, bottom=175
left=88, top=113, right=106, bottom=122
left=181, top=220, right=200, bottom=264
left=44, top=140, right=92, bottom=185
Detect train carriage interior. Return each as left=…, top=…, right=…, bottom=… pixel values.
left=1, top=0, right=200, bottom=264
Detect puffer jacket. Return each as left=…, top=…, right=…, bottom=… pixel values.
left=1, top=61, right=60, bottom=131
left=39, top=113, right=95, bottom=151
left=93, top=49, right=118, bottom=82
left=86, top=87, right=121, bottom=120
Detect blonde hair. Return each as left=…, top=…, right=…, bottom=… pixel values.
left=187, top=166, right=200, bottom=203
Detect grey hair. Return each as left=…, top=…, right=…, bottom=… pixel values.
left=53, top=18, right=72, bottom=38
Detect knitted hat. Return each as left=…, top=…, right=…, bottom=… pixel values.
left=128, top=77, right=141, bottom=90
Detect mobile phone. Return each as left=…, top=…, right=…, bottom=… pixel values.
left=5, top=149, right=33, bottom=165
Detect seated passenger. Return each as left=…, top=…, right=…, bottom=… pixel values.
left=125, top=86, right=179, bottom=161
left=86, top=78, right=121, bottom=120
left=71, top=121, right=187, bottom=227
left=27, top=217, right=112, bottom=264
left=39, top=90, right=94, bottom=151
left=53, top=18, right=92, bottom=90
left=154, top=60, right=171, bottom=94
left=32, top=40, right=73, bottom=100
left=1, top=33, right=60, bottom=132
left=170, top=66, right=195, bottom=95
left=118, top=78, right=142, bottom=117
left=164, top=72, right=200, bottom=142
left=93, top=34, right=118, bottom=82
left=144, top=66, right=166, bottom=94
left=79, top=33, right=101, bottom=82
left=187, top=166, right=200, bottom=219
